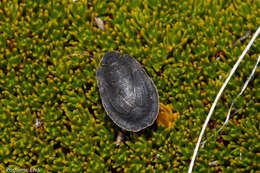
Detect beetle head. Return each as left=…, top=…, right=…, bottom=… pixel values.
left=101, top=51, right=120, bottom=65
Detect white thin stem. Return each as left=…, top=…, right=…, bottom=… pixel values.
left=188, top=26, right=260, bottom=173
left=201, top=55, right=260, bottom=148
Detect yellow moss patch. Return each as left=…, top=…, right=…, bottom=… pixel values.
left=156, top=103, right=179, bottom=128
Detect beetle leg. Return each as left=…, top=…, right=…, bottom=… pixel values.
left=116, top=131, right=124, bottom=146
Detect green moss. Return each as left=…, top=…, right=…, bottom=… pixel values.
left=0, top=0, right=259, bottom=172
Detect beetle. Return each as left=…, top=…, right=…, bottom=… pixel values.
left=96, top=51, right=159, bottom=132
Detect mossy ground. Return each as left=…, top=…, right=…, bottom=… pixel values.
left=0, top=0, right=259, bottom=172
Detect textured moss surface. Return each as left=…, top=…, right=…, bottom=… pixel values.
left=0, top=0, right=259, bottom=172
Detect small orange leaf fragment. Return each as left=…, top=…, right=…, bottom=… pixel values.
left=156, top=103, right=178, bottom=128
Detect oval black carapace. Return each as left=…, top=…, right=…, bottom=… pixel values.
left=97, top=51, right=159, bottom=132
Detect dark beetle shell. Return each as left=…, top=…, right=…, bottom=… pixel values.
left=96, top=51, right=159, bottom=132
